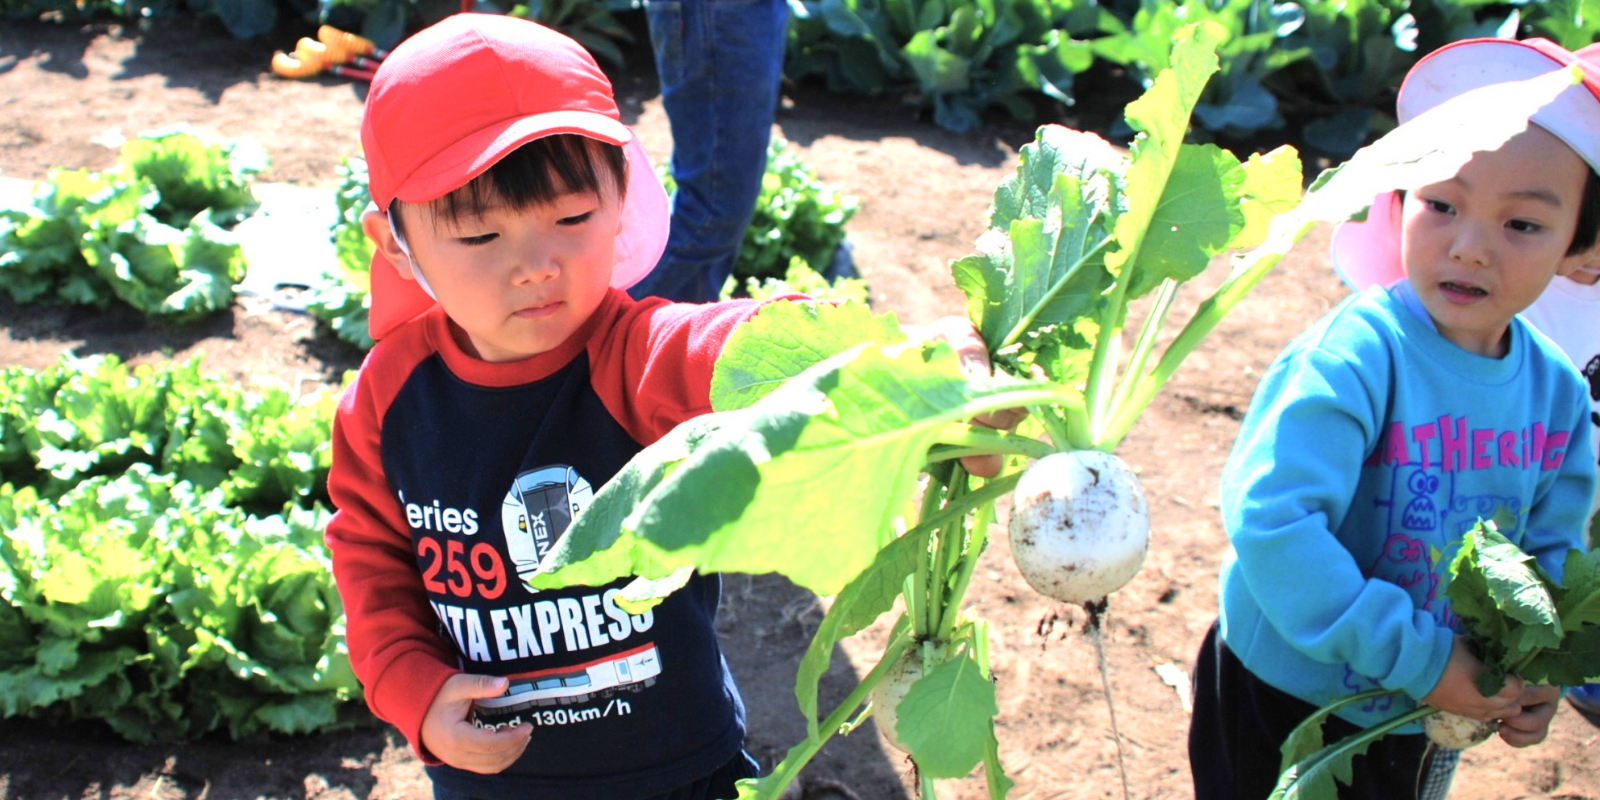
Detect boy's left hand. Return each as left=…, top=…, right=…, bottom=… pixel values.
left=1496, top=683, right=1561, bottom=747
left=908, top=316, right=1027, bottom=478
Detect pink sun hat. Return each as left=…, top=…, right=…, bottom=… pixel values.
left=1330, top=38, right=1600, bottom=292
left=360, top=13, right=669, bottom=340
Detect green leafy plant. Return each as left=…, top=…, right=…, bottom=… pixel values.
left=722, top=258, right=870, bottom=305
left=0, top=130, right=263, bottom=323
left=1092, top=0, right=1312, bottom=138
left=506, top=0, right=638, bottom=69
left=1268, top=0, right=1415, bottom=156
left=0, top=354, right=353, bottom=741
left=0, top=354, right=335, bottom=511
left=784, top=0, right=1098, bottom=132
left=1522, top=0, right=1600, bottom=52
left=305, top=156, right=377, bottom=352
left=1270, top=517, right=1600, bottom=798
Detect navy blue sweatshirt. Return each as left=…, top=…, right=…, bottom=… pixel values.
left=325, top=290, right=767, bottom=799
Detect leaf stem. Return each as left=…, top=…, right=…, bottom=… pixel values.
left=926, top=466, right=970, bottom=637
left=928, top=426, right=1056, bottom=462
left=1102, top=221, right=1315, bottom=447
left=1103, top=276, right=1178, bottom=441
left=1035, top=405, right=1072, bottom=452
left=905, top=473, right=1022, bottom=544
left=982, top=724, right=1012, bottom=800
left=936, top=499, right=993, bottom=644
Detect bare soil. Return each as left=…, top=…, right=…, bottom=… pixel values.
left=1, top=16, right=1598, bottom=800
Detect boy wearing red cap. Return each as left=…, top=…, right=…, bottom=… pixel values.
left=322, top=14, right=1004, bottom=800
left=1190, top=38, right=1600, bottom=800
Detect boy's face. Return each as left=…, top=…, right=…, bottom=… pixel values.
left=1400, top=124, right=1589, bottom=357
left=371, top=178, right=622, bottom=362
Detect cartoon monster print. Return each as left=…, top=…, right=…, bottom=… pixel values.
left=1399, top=469, right=1441, bottom=531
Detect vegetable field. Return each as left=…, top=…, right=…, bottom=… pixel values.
left=3, top=16, right=1600, bottom=800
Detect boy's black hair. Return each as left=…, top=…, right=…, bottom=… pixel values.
left=1568, top=167, right=1600, bottom=255
left=393, top=134, right=627, bottom=235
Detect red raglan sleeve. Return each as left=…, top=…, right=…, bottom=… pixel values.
left=323, top=344, right=458, bottom=763
left=591, top=294, right=795, bottom=444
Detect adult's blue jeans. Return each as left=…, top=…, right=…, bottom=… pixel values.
left=627, top=0, right=789, bottom=304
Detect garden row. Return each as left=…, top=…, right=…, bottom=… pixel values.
left=0, top=354, right=351, bottom=741
left=0, top=130, right=864, bottom=350
left=10, top=0, right=1600, bottom=148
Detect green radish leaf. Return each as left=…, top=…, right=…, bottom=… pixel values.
left=1104, top=20, right=1225, bottom=292
left=1556, top=546, right=1600, bottom=628
left=617, top=566, right=695, bottom=614
left=1232, top=147, right=1305, bottom=249
left=1519, top=625, right=1600, bottom=685
left=897, top=650, right=997, bottom=778
left=710, top=299, right=904, bottom=412
left=1470, top=525, right=1563, bottom=646
left=531, top=341, right=1057, bottom=596
left=795, top=528, right=927, bottom=736
left=1444, top=534, right=1511, bottom=646
left=1124, top=143, right=1247, bottom=299
left=989, top=124, right=1124, bottom=229
left=1270, top=725, right=1380, bottom=800
left=954, top=125, right=1122, bottom=350
left=1269, top=689, right=1411, bottom=800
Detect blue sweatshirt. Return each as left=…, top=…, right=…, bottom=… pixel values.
left=1217, top=281, right=1595, bottom=729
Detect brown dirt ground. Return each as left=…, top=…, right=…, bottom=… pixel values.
left=1, top=16, right=1598, bottom=800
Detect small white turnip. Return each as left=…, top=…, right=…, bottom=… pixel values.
left=1008, top=450, right=1150, bottom=605
left=870, top=648, right=923, bottom=754
left=1422, top=710, right=1496, bottom=750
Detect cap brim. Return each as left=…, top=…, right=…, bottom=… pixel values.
left=368, top=135, right=668, bottom=341
left=1330, top=190, right=1405, bottom=292
left=394, top=110, right=632, bottom=204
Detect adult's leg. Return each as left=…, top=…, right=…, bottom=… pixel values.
left=631, top=0, right=788, bottom=303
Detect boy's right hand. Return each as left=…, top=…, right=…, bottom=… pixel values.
left=421, top=673, right=532, bottom=773
left=1421, top=636, right=1525, bottom=722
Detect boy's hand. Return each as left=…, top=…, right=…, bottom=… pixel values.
left=1422, top=636, right=1525, bottom=722
left=421, top=673, right=532, bottom=773
left=909, top=315, right=1027, bottom=478
left=1496, top=683, right=1561, bottom=747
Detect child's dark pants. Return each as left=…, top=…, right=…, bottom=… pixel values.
left=1188, top=621, right=1439, bottom=800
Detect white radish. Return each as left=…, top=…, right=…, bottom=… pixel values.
left=870, top=648, right=923, bottom=754
left=1008, top=450, right=1150, bottom=605
left=1422, top=710, right=1496, bottom=750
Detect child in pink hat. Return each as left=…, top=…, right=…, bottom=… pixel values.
left=1332, top=38, right=1600, bottom=732
left=1191, top=36, right=1600, bottom=800
left=321, top=14, right=1007, bottom=799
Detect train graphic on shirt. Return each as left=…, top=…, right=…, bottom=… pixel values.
left=500, top=465, right=595, bottom=581
left=471, top=643, right=662, bottom=729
